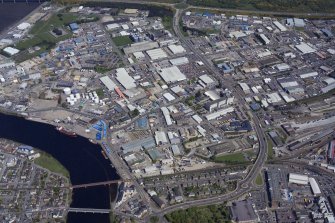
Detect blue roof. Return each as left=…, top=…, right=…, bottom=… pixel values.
left=18, top=145, right=33, bottom=150
left=69, top=23, right=79, bottom=30
left=321, top=29, right=333, bottom=37
left=136, top=117, right=148, bottom=129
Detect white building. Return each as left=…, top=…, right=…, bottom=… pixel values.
left=205, top=107, right=234, bottom=120
left=159, top=66, right=186, bottom=84
left=168, top=44, right=186, bottom=54
left=288, top=173, right=309, bottom=185
left=3, top=47, right=20, bottom=56
left=155, top=131, right=168, bottom=145
left=146, top=48, right=168, bottom=60
left=116, top=68, right=136, bottom=89
left=100, top=76, right=117, bottom=91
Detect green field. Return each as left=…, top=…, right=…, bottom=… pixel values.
left=213, top=152, right=250, bottom=164
left=255, top=173, right=263, bottom=186
left=13, top=13, right=99, bottom=62
left=187, top=0, right=335, bottom=13
left=112, top=36, right=133, bottom=46
left=34, top=151, right=70, bottom=178
left=165, top=204, right=230, bottom=223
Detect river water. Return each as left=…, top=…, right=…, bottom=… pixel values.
left=0, top=113, right=118, bottom=223
left=0, top=3, right=41, bottom=33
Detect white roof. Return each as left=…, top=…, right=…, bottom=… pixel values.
left=161, top=107, right=172, bottom=125
left=146, top=48, right=168, bottom=60
left=273, top=21, right=287, bottom=32
left=259, top=34, right=270, bottom=44
left=159, top=66, right=186, bottom=83
left=323, top=77, right=335, bottom=85
left=115, top=68, right=136, bottom=89
left=97, top=76, right=115, bottom=90
left=204, top=90, right=220, bottom=101
left=239, top=82, right=250, bottom=91
left=155, top=131, right=168, bottom=145
left=309, top=177, right=321, bottom=195
left=120, top=31, right=130, bottom=36
left=300, top=71, right=318, bottom=79
left=171, top=85, right=185, bottom=94
left=192, top=115, right=203, bottom=124
left=170, top=57, right=189, bottom=66
left=121, top=24, right=129, bottom=30
left=163, top=92, right=176, bottom=102
left=199, top=74, right=215, bottom=84
left=229, top=31, right=247, bottom=39
left=289, top=173, right=309, bottom=185
left=205, top=107, right=234, bottom=120
left=17, top=22, right=31, bottom=30
left=3, top=47, right=20, bottom=55
left=133, top=51, right=145, bottom=59
left=295, top=42, right=316, bottom=54
left=106, top=23, right=119, bottom=30
left=267, top=92, right=282, bottom=103
left=168, top=44, right=186, bottom=54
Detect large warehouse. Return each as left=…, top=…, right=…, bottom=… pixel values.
left=288, top=173, right=309, bottom=185
left=100, top=76, right=116, bottom=91
left=146, top=48, right=168, bottom=60
left=115, top=68, right=136, bottom=89
left=159, top=66, right=186, bottom=84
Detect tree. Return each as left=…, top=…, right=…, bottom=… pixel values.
left=150, top=216, right=159, bottom=223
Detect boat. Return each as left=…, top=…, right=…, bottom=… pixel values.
left=89, top=139, right=97, bottom=144
left=56, top=126, right=77, bottom=137
left=101, top=150, right=108, bottom=159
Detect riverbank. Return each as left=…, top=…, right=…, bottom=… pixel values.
left=0, top=2, right=43, bottom=36
left=34, top=150, right=71, bottom=178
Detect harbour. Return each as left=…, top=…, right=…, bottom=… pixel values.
left=0, top=112, right=119, bottom=223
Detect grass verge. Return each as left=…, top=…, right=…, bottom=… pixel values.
left=34, top=151, right=70, bottom=178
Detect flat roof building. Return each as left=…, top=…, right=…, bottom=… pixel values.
left=289, top=173, right=309, bottom=185
left=124, top=41, right=159, bottom=55
left=115, top=68, right=136, bottom=89
left=146, top=48, right=168, bottom=60
left=168, top=44, right=186, bottom=54
left=159, top=66, right=186, bottom=84
left=295, top=42, right=316, bottom=54
left=100, top=76, right=117, bottom=91
left=3, top=47, right=20, bottom=56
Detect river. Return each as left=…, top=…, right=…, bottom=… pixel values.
left=0, top=2, right=42, bottom=33
left=0, top=113, right=118, bottom=223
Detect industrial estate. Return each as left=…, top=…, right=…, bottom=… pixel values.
left=0, top=1, right=335, bottom=223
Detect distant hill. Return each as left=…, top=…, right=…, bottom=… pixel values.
left=186, top=0, right=335, bottom=13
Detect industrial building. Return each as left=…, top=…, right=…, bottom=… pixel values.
left=205, top=107, right=234, bottom=120
left=288, top=173, right=309, bottom=185
left=273, top=21, right=287, bottom=32
left=169, top=57, right=189, bottom=66
left=161, top=107, right=172, bottom=126
left=115, top=68, right=136, bottom=89
left=121, top=137, right=156, bottom=154
left=100, top=76, right=116, bottom=91
left=159, top=66, right=186, bottom=84
left=3, top=47, right=20, bottom=56
left=308, top=178, right=321, bottom=195
left=295, top=42, right=316, bottom=54
left=198, top=74, right=216, bottom=88
left=168, top=44, right=186, bottom=54
left=123, top=41, right=159, bottom=55
left=146, top=48, right=168, bottom=60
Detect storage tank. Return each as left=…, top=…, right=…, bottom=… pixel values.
left=64, top=87, right=71, bottom=95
